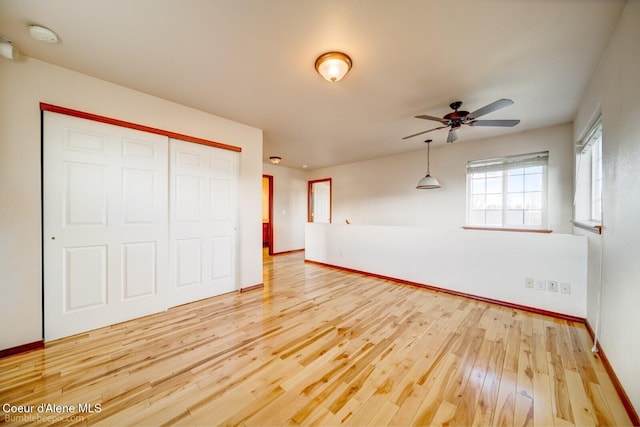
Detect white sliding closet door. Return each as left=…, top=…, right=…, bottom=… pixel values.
left=170, top=139, right=238, bottom=306
left=43, top=112, right=169, bottom=341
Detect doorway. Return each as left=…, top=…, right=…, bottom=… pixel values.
left=262, top=175, right=274, bottom=255
left=308, top=178, right=332, bottom=223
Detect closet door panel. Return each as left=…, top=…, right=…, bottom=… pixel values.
left=43, top=112, right=238, bottom=340
left=43, top=112, right=169, bottom=341
left=169, top=139, right=238, bottom=306
left=122, top=242, right=158, bottom=300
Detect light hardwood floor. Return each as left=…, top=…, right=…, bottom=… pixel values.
left=0, top=251, right=633, bottom=426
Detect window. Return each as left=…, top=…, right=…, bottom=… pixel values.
left=590, top=132, right=602, bottom=221
left=466, top=151, right=549, bottom=229
left=574, top=118, right=602, bottom=228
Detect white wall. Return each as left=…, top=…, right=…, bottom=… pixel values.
left=307, top=123, right=574, bottom=233
left=574, top=1, right=640, bottom=414
left=262, top=163, right=307, bottom=253
left=307, top=223, right=587, bottom=317
left=303, top=122, right=584, bottom=317
left=0, top=57, right=263, bottom=351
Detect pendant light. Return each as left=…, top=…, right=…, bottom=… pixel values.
left=416, top=139, right=441, bottom=189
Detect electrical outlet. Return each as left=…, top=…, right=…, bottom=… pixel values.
left=534, top=278, right=546, bottom=291
left=547, top=280, right=559, bottom=292
left=525, top=277, right=534, bottom=288
left=560, top=282, right=572, bottom=295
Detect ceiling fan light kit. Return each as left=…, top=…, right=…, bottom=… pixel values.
left=315, top=51, right=352, bottom=82
left=446, top=125, right=460, bottom=143
left=403, top=98, right=520, bottom=143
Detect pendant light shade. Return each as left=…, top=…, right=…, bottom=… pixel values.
left=416, top=174, right=441, bottom=189
left=416, top=139, right=441, bottom=189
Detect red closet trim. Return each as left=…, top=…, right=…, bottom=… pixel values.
left=40, top=103, right=242, bottom=152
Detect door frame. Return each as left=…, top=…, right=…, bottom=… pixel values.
left=308, top=178, right=332, bottom=223
left=40, top=103, right=243, bottom=341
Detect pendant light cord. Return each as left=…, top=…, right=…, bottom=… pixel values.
left=425, top=139, right=433, bottom=175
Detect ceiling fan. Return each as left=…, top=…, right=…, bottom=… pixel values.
left=403, top=98, right=520, bottom=143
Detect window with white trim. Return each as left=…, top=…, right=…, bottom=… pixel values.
left=574, top=118, right=602, bottom=226
left=466, top=151, right=549, bottom=229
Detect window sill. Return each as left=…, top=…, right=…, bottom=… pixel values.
left=462, top=226, right=552, bottom=234
left=571, top=221, right=602, bottom=234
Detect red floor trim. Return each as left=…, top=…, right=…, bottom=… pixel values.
left=0, top=340, right=44, bottom=359
left=272, top=249, right=305, bottom=256
left=585, top=321, right=640, bottom=426
left=304, top=259, right=585, bottom=323
left=240, top=283, right=264, bottom=293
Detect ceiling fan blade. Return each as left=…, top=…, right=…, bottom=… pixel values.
left=469, top=119, right=520, bottom=127
left=402, top=125, right=448, bottom=140
left=414, top=114, right=448, bottom=124
left=469, top=98, right=514, bottom=119
left=446, top=128, right=459, bottom=143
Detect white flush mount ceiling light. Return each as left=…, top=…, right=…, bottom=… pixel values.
left=416, top=139, right=441, bottom=189
left=269, top=156, right=282, bottom=164
left=315, top=51, right=352, bottom=83
left=29, top=25, right=58, bottom=43
left=0, top=36, right=19, bottom=60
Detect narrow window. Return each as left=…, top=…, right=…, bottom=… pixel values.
left=574, top=118, right=602, bottom=229
left=591, top=134, right=603, bottom=221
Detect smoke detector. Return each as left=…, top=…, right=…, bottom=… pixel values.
left=29, top=25, right=58, bottom=43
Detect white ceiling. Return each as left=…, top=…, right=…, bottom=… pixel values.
left=0, top=0, right=627, bottom=169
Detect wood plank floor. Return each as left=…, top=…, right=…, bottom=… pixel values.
left=0, top=251, right=633, bottom=426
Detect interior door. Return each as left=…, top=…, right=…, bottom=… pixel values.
left=262, top=175, right=273, bottom=254
left=43, top=112, right=169, bottom=341
left=308, top=178, right=332, bottom=223
left=169, top=139, right=238, bottom=306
